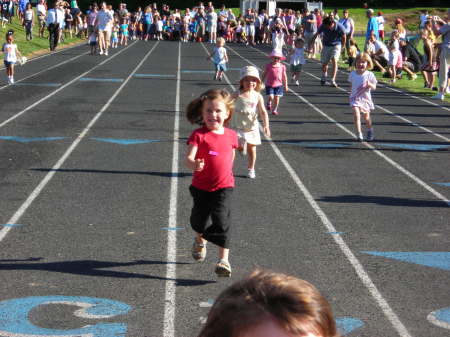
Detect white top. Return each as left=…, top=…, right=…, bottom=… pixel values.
left=96, top=9, right=113, bottom=30
left=24, top=9, right=33, bottom=21
left=157, top=20, right=163, bottom=31
left=377, top=16, right=384, bottom=30
left=212, top=46, right=227, bottom=64
left=290, top=47, right=306, bottom=65
left=37, top=4, right=46, bottom=16
left=373, top=40, right=389, bottom=60
left=3, top=43, right=17, bottom=62
left=272, top=31, right=285, bottom=51
left=207, top=11, right=217, bottom=25
left=348, top=70, right=377, bottom=110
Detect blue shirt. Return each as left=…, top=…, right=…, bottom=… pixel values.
left=366, top=17, right=379, bottom=40
left=318, top=22, right=346, bottom=46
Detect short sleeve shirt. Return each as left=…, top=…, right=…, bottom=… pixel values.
left=188, top=127, right=238, bottom=192
left=439, top=24, right=450, bottom=50
left=318, top=22, right=346, bottom=46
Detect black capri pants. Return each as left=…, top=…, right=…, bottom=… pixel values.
left=189, top=185, right=233, bottom=249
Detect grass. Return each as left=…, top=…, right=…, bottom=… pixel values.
left=1, top=12, right=85, bottom=58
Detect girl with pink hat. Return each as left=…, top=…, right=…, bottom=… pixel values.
left=231, top=66, right=271, bottom=179
left=261, top=50, right=288, bottom=115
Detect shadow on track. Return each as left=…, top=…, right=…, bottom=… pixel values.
left=317, top=195, right=448, bottom=207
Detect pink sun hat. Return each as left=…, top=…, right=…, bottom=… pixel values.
left=268, top=49, right=286, bottom=60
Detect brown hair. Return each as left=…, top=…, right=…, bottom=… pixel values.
left=355, top=52, right=373, bottom=70
left=198, top=269, right=339, bottom=337
left=186, top=89, right=234, bottom=126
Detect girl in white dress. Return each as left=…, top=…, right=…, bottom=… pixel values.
left=348, top=52, right=377, bottom=142
left=231, top=66, right=270, bottom=179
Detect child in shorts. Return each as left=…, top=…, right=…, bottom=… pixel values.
left=262, top=49, right=288, bottom=115
left=288, top=37, right=306, bottom=86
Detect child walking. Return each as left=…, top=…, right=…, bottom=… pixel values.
left=348, top=52, right=377, bottom=142
left=231, top=66, right=270, bottom=179
left=207, top=37, right=228, bottom=81
left=288, top=37, right=306, bottom=86
left=262, top=49, right=288, bottom=115
left=2, top=30, right=22, bottom=84
left=88, top=31, right=97, bottom=55
left=185, top=89, right=238, bottom=277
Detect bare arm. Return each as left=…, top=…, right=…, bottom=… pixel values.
left=257, top=93, right=270, bottom=137
left=185, top=144, right=204, bottom=171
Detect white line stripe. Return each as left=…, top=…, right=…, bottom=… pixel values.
left=163, top=41, right=181, bottom=337
left=226, top=45, right=414, bottom=337
left=0, top=41, right=137, bottom=129
left=0, top=41, right=159, bottom=243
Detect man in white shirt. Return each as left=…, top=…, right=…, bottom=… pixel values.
left=95, top=1, right=114, bottom=56
left=206, top=6, right=217, bottom=43
left=46, top=0, right=61, bottom=50
left=368, top=32, right=389, bottom=73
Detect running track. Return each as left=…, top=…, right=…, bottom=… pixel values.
left=0, top=40, right=449, bottom=337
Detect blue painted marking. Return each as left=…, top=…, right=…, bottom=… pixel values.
left=91, top=138, right=160, bottom=145
left=327, top=231, right=344, bottom=235
left=281, top=142, right=352, bottom=148
left=361, top=251, right=450, bottom=271
left=0, top=136, right=65, bottom=143
left=79, top=78, right=124, bottom=83
left=134, top=73, right=175, bottom=78
left=181, top=70, right=215, bottom=74
left=1, top=224, right=23, bottom=227
left=14, top=82, right=62, bottom=87
left=375, top=143, right=450, bottom=151
left=0, top=296, right=131, bottom=337
left=336, top=317, right=365, bottom=335
left=434, top=182, right=450, bottom=187
left=429, top=307, right=450, bottom=329
left=227, top=67, right=243, bottom=71
left=162, top=227, right=184, bottom=231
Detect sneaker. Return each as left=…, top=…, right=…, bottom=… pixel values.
left=10, top=77, right=14, bottom=84
left=320, top=79, right=326, bottom=86
left=191, top=238, right=206, bottom=262
left=330, top=80, right=338, bottom=88
left=99, top=50, right=104, bottom=55
left=366, top=129, right=374, bottom=141
left=295, top=80, right=299, bottom=86
left=431, top=93, right=444, bottom=101
left=215, top=259, right=231, bottom=277
left=105, top=50, right=108, bottom=56
left=356, top=133, right=363, bottom=142
left=272, top=110, right=279, bottom=115
left=247, top=169, right=256, bottom=179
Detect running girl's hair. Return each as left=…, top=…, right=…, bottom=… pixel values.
left=186, top=89, right=234, bottom=125
left=216, top=36, right=225, bottom=46
left=197, top=268, right=339, bottom=337
left=355, top=52, right=373, bottom=70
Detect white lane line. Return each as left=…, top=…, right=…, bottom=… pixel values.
left=0, top=41, right=138, bottom=129
left=0, top=41, right=160, bottom=243
left=300, top=68, right=450, bottom=142
left=237, top=46, right=450, bottom=206
left=163, top=41, right=181, bottom=337
left=0, top=51, right=89, bottom=91
left=226, top=44, right=415, bottom=337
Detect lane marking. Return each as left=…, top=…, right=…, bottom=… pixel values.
left=281, top=141, right=352, bottom=148
left=434, top=182, right=450, bottom=187
left=374, top=143, right=450, bottom=151
left=243, top=45, right=450, bottom=207
left=1, top=224, right=23, bottom=227
left=0, top=41, right=160, bottom=243
left=428, top=307, right=450, bottom=330
left=0, top=136, right=66, bottom=143
left=91, top=138, right=160, bottom=145
left=0, top=41, right=138, bottom=129
left=361, top=251, right=450, bottom=271
left=181, top=70, right=214, bottom=74
left=80, top=77, right=124, bottom=82
left=161, top=227, right=184, bottom=231
left=226, top=44, right=414, bottom=337
left=163, top=41, right=181, bottom=337
left=336, top=317, right=365, bottom=335
left=12, top=82, right=62, bottom=87
left=134, top=73, right=175, bottom=78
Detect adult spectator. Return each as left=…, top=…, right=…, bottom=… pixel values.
left=244, top=7, right=256, bottom=46
left=36, top=0, right=46, bottom=38
left=195, top=7, right=206, bottom=42
left=218, top=4, right=228, bottom=21
left=394, top=18, right=407, bottom=39
left=421, top=20, right=437, bottom=89
left=117, top=3, right=128, bottom=22
left=365, top=8, right=379, bottom=43
left=302, top=9, right=317, bottom=59
left=314, top=8, right=322, bottom=28
left=206, top=5, right=217, bottom=43
left=367, top=32, right=389, bottom=74
left=255, top=9, right=267, bottom=44
left=87, top=3, right=98, bottom=36
left=18, top=0, right=28, bottom=24
left=419, top=10, right=429, bottom=29
left=339, top=9, right=354, bottom=58
left=46, top=0, right=61, bottom=51
left=95, top=1, right=114, bottom=56
left=311, top=16, right=346, bottom=87
left=377, top=11, right=385, bottom=40
left=161, top=4, right=170, bottom=18
left=399, top=38, right=422, bottom=80
left=283, top=9, right=295, bottom=33
left=431, top=9, right=450, bottom=100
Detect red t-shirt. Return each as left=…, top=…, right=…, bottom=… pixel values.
left=187, top=127, right=238, bottom=192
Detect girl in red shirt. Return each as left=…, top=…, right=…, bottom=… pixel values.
left=186, top=89, right=238, bottom=277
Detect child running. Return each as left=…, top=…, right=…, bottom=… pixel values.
left=185, top=89, right=238, bottom=277
left=88, top=31, right=97, bottom=55
left=2, top=30, right=22, bottom=84
left=231, top=66, right=270, bottom=179
left=348, top=52, right=377, bottom=142
left=288, top=37, right=306, bottom=86
left=262, top=49, right=288, bottom=115
left=207, top=37, right=228, bottom=81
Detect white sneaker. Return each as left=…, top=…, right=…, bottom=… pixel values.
left=247, top=169, right=256, bottom=179
left=446, top=87, right=450, bottom=94
left=105, top=50, right=108, bottom=56
left=431, top=93, right=444, bottom=101
left=10, top=77, right=14, bottom=84
left=99, top=50, right=104, bottom=55
left=295, top=80, right=299, bottom=86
